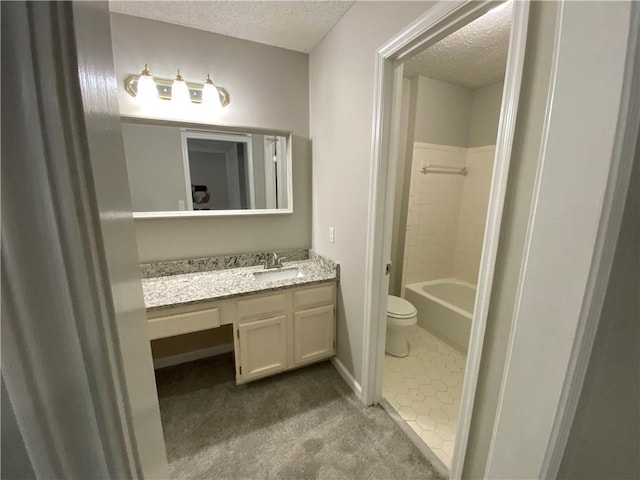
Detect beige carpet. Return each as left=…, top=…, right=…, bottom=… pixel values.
left=156, top=355, right=444, bottom=480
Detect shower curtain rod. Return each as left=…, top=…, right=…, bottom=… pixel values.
left=420, top=163, right=468, bottom=176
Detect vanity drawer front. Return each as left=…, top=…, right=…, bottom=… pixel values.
left=147, top=307, right=221, bottom=340
left=237, top=293, right=287, bottom=322
left=294, top=283, right=335, bottom=311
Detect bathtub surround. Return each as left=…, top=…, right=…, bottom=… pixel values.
left=402, top=144, right=465, bottom=285
left=402, top=143, right=496, bottom=287
left=392, top=77, right=504, bottom=294
left=453, top=146, right=496, bottom=283
left=158, top=357, right=444, bottom=479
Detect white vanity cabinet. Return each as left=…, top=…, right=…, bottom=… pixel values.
left=234, top=282, right=336, bottom=384
left=234, top=292, right=289, bottom=382
left=236, top=315, right=288, bottom=382
left=292, top=283, right=336, bottom=366
left=147, top=280, right=336, bottom=385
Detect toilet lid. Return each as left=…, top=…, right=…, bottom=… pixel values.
left=387, top=295, right=417, bottom=318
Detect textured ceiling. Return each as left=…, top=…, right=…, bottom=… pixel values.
left=108, top=1, right=354, bottom=53
left=404, top=2, right=512, bottom=89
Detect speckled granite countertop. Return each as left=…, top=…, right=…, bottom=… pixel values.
left=142, top=254, right=338, bottom=312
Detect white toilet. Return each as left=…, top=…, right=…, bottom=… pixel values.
left=386, top=295, right=418, bottom=357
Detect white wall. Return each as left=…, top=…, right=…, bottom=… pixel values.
left=110, top=13, right=311, bottom=261
left=309, top=1, right=434, bottom=383
left=251, top=135, right=267, bottom=209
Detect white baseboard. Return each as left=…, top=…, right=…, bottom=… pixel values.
left=153, top=343, right=233, bottom=369
left=379, top=398, right=449, bottom=478
left=330, top=356, right=362, bottom=399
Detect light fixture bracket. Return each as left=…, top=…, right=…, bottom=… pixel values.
left=124, top=74, right=230, bottom=106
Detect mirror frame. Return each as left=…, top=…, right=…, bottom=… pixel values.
left=120, top=115, right=294, bottom=218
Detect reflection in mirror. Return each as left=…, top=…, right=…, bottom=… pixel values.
left=120, top=119, right=290, bottom=216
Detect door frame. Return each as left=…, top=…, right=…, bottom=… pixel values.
left=360, top=1, right=530, bottom=478
left=484, top=2, right=640, bottom=477
left=180, top=130, right=256, bottom=210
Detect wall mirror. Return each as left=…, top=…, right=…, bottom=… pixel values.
left=120, top=116, right=292, bottom=217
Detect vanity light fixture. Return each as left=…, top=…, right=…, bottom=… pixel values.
left=135, top=64, right=158, bottom=103
left=124, top=65, right=230, bottom=109
left=171, top=69, right=191, bottom=106
left=201, top=73, right=223, bottom=110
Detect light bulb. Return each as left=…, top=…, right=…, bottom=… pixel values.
left=171, top=69, right=191, bottom=106
left=202, top=74, right=221, bottom=109
left=136, top=64, right=158, bottom=103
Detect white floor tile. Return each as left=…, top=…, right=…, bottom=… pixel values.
left=383, top=326, right=466, bottom=469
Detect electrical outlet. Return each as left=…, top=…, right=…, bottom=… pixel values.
left=329, top=226, right=335, bottom=244
left=178, top=200, right=186, bottom=211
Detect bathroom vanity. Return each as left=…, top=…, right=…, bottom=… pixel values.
left=119, top=115, right=331, bottom=384
left=141, top=252, right=338, bottom=384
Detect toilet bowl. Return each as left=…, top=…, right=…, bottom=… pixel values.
left=386, top=295, right=418, bottom=357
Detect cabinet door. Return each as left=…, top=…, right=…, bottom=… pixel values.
left=237, top=315, right=287, bottom=383
left=294, top=305, right=335, bottom=366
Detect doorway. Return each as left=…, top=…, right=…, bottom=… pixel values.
left=362, top=1, right=529, bottom=477
left=181, top=131, right=256, bottom=211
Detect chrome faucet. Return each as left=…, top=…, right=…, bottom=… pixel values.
left=264, top=252, right=287, bottom=269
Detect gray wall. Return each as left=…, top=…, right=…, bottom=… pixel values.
left=389, top=77, right=413, bottom=296
left=189, top=151, right=230, bottom=210
left=110, top=13, right=311, bottom=261
left=413, top=76, right=473, bottom=147
left=462, top=2, right=560, bottom=477
left=412, top=76, right=504, bottom=148
left=310, top=1, right=434, bottom=382
left=468, top=80, right=505, bottom=147
left=558, top=148, right=639, bottom=479
left=121, top=123, right=187, bottom=211
left=1, top=376, right=36, bottom=479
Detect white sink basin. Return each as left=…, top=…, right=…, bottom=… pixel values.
left=253, top=268, right=305, bottom=283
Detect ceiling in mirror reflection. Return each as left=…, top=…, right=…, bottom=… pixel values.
left=403, top=1, right=512, bottom=89
left=120, top=119, right=291, bottom=216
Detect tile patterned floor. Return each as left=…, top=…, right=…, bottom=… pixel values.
left=383, top=325, right=467, bottom=468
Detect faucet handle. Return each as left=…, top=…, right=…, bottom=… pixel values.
left=277, top=256, right=287, bottom=267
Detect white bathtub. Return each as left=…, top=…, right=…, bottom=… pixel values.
left=404, top=278, right=476, bottom=352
